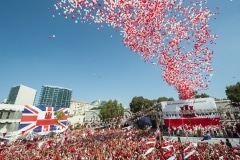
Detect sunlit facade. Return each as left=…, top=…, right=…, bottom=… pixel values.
left=6, top=84, right=37, bottom=105
left=69, top=100, right=93, bottom=116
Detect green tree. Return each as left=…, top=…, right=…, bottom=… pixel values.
left=152, top=97, right=174, bottom=113
left=156, top=97, right=174, bottom=102
left=195, top=93, right=210, bottom=98
left=129, top=96, right=153, bottom=113
left=99, top=100, right=124, bottom=120
left=130, top=96, right=174, bottom=113
left=225, top=82, right=240, bottom=106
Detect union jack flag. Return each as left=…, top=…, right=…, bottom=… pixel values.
left=18, top=105, right=69, bottom=134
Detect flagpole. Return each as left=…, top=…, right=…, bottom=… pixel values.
left=182, top=111, right=184, bottom=136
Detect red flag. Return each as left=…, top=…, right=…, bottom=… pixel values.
left=26, top=143, right=32, bottom=150
left=2, top=133, right=6, bottom=137
left=47, top=140, right=53, bottom=147
left=70, top=146, right=76, bottom=152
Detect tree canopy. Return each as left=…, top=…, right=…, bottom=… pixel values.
left=195, top=92, right=210, bottom=98
left=99, top=100, right=124, bottom=120
left=156, top=97, right=174, bottom=102
left=129, top=96, right=152, bottom=113
left=225, top=82, right=240, bottom=106
left=129, top=96, right=174, bottom=113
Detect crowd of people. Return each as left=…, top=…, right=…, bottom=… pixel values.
left=165, top=119, right=240, bottom=139
left=1, top=104, right=240, bottom=160
left=1, top=125, right=240, bottom=160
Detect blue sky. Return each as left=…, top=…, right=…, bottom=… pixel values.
left=0, top=0, right=239, bottom=107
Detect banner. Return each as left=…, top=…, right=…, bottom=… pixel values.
left=19, top=105, right=69, bottom=133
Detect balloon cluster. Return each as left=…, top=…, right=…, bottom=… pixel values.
left=52, top=0, right=219, bottom=99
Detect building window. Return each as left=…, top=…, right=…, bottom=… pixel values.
left=6, top=112, right=10, bottom=119
left=0, top=112, right=3, bottom=119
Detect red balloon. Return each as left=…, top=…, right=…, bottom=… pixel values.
left=53, top=0, right=218, bottom=99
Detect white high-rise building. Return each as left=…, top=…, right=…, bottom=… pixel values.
left=6, top=84, right=37, bottom=105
